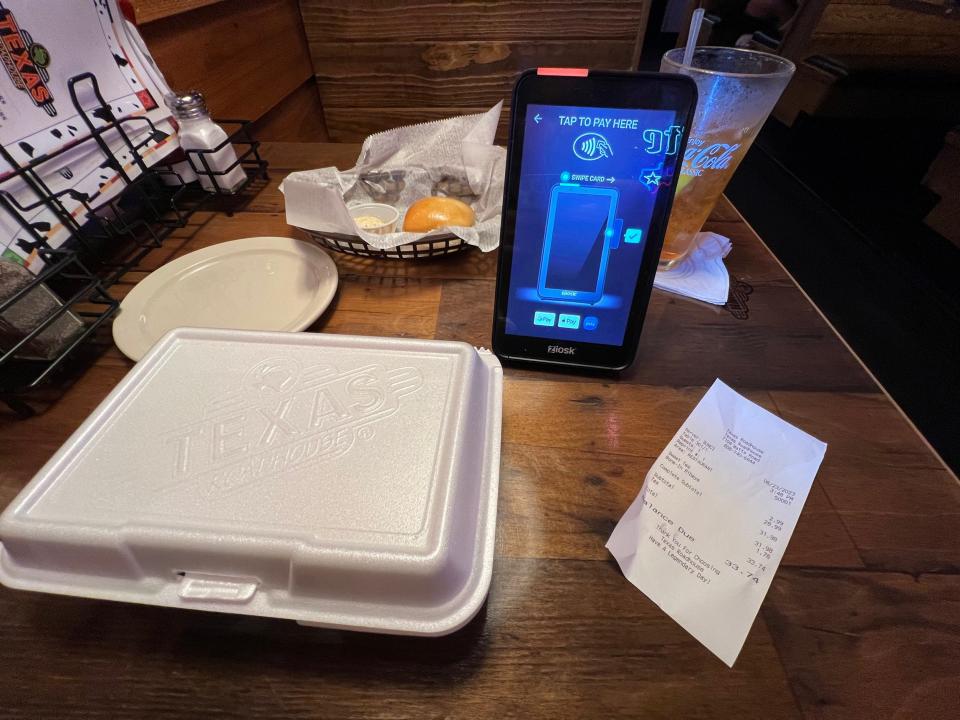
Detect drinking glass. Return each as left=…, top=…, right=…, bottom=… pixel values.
left=660, top=47, right=795, bottom=269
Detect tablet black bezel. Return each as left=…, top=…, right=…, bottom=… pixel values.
left=492, top=69, right=697, bottom=371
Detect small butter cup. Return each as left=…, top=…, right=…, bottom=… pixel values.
left=348, top=203, right=399, bottom=235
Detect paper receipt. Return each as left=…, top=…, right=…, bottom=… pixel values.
left=606, top=379, right=827, bottom=666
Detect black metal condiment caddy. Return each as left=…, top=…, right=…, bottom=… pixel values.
left=0, top=73, right=268, bottom=416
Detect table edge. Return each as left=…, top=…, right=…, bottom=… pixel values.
left=724, top=197, right=958, bottom=482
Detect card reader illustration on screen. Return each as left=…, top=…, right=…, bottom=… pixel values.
left=536, top=184, right=623, bottom=305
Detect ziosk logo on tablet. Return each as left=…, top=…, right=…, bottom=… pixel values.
left=0, top=4, right=56, bottom=117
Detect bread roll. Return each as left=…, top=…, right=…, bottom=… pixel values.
left=402, top=196, right=475, bottom=232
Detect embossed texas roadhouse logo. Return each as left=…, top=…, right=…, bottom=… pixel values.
left=0, top=4, right=56, bottom=116
left=161, top=359, right=424, bottom=499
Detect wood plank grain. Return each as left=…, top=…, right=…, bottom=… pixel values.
left=820, top=464, right=960, bottom=520
left=0, top=440, right=63, bottom=504
left=310, top=275, right=442, bottom=338
left=323, top=106, right=512, bottom=144
left=141, top=0, right=314, bottom=122
left=243, top=141, right=356, bottom=214
left=496, top=443, right=865, bottom=567
left=0, top=365, right=131, bottom=453
left=709, top=195, right=747, bottom=223
left=800, top=1, right=960, bottom=61
left=0, top=559, right=800, bottom=720
left=434, top=279, right=877, bottom=392
left=118, top=212, right=295, bottom=273
left=765, top=393, right=958, bottom=570
left=312, top=40, right=637, bottom=108
left=244, top=169, right=356, bottom=214
left=703, top=220, right=797, bottom=287
left=769, top=391, right=947, bottom=471
left=252, top=80, right=330, bottom=142
left=626, top=285, right=875, bottom=391
left=816, top=2, right=960, bottom=36
left=259, top=141, right=361, bottom=171
left=300, top=0, right=652, bottom=43
left=790, top=481, right=867, bottom=569
left=0, top=142, right=954, bottom=719
left=303, top=0, right=648, bottom=138
left=839, top=508, right=960, bottom=573
left=129, top=0, right=228, bottom=23
left=809, top=33, right=960, bottom=57
left=763, top=569, right=960, bottom=720
left=245, top=174, right=309, bottom=214
left=499, top=380, right=780, bottom=457
left=816, top=462, right=960, bottom=573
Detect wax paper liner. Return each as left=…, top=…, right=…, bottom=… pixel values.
left=281, top=103, right=506, bottom=252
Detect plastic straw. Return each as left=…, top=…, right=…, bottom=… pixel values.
left=683, top=8, right=705, bottom=67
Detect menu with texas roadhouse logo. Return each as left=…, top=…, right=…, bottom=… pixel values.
left=0, top=4, right=56, bottom=116
left=0, top=1, right=161, bottom=167
left=0, top=1, right=177, bottom=268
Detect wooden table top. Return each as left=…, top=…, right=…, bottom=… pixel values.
left=1, top=143, right=957, bottom=719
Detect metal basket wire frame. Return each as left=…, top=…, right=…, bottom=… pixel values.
left=301, top=229, right=467, bottom=259
left=0, top=71, right=267, bottom=412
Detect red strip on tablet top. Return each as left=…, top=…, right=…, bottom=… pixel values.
left=536, top=68, right=589, bottom=77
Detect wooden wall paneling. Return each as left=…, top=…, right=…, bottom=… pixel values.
left=301, top=0, right=652, bottom=141
left=774, top=0, right=960, bottom=123
left=139, top=0, right=317, bottom=123
left=818, top=0, right=957, bottom=36
left=252, top=79, right=329, bottom=142
left=807, top=0, right=960, bottom=59
left=809, top=33, right=960, bottom=57
left=129, top=0, right=229, bottom=23
left=310, top=41, right=639, bottom=108
left=777, top=0, right=829, bottom=60
left=323, top=106, right=513, bottom=144
left=301, top=0, right=652, bottom=42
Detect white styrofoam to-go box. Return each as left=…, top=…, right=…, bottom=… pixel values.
left=0, top=329, right=502, bottom=636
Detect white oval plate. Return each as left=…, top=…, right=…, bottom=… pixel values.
left=113, top=237, right=338, bottom=361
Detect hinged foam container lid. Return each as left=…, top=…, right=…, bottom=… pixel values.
left=0, top=329, right=503, bottom=636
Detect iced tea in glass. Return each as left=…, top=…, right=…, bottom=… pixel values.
left=660, top=47, right=794, bottom=268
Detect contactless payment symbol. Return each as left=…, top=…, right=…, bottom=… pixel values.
left=573, top=132, right=613, bottom=161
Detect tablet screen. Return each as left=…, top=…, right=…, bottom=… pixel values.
left=505, top=103, right=681, bottom=345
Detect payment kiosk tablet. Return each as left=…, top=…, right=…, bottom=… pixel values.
left=492, top=68, right=696, bottom=371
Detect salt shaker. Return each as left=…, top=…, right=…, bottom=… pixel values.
left=169, top=91, right=247, bottom=193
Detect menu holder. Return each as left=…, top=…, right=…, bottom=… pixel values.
left=0, top=71, right=268, bottom=415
